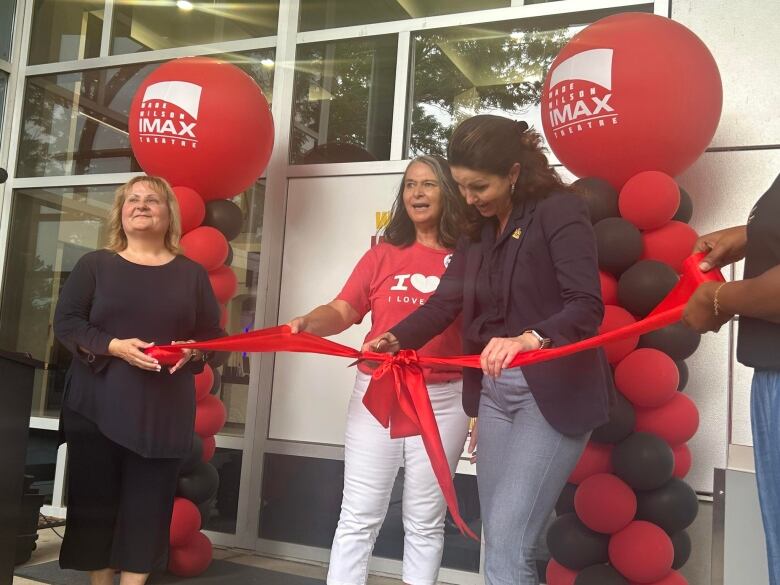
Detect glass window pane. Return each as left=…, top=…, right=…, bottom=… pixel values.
left=29, top=0, right=103, bottom=65
left=0, top=186, right=116, bottom=418
left=0, top=71, right=7, bottom=147
left=408, top=18, right=584, bottom=158
left=291, top=36, right=397, bottom=164
left=111, top=0, right=279, bottom=55
left=212, top=180, right=265, bottom=439
left=202, top=448, right=243, bottom=534
left=299, top=0, right=510, bottom=32
left=0, top=0, right=16, bottom=61
left=17, top=51, right=274, bottom=178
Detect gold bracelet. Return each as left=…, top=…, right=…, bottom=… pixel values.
left=713, top=282, right=728, bottom=317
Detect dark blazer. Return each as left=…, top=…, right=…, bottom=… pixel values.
left=391, top=190, right=613, bottom=436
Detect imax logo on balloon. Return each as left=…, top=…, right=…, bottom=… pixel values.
left=138, top=81, right=202, bottom=148
left=547, top=49, right=618, bottom=138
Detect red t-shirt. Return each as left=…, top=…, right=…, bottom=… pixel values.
left=336, top=242, right=462, bottom=383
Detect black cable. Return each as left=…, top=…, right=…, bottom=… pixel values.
left=38, top=512, right=65, bottom=540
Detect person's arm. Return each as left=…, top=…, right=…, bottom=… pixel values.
left=182, top=266, right=224, bottom=374
left=288, top=300, right=361, bottom=337
left=695, top=225, right=748, bottom=272
left=683, top=264, right=780, bottom=333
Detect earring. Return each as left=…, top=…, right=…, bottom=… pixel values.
left=511, top=183, right=516, bottom=195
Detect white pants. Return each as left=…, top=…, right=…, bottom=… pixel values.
left=327, top=372, right=470, bottom=585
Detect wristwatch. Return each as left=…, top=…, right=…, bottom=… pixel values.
left=523, top=329, right=552, bottom=349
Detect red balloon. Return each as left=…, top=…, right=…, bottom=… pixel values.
left=600, top=270, right=619, bottom=305
left=546, top=558, right=578, bottom=585
left=201, top=435, right=216, bottom=463
left=168, top=530, right=213, bottom=577
left=635, top=393, right=699, bottom=446
left=129, top=57, right=274, bottom=201
left=609, top=521, right=674, bottom=583
left=541, top=13, right=722, bottom=189
left=600, top=305, right=639, bottom=364
left=641, top=221, right=699, bottom=274
left=169, top=497, right=201, bottom=547
left=182, top=226, right=228, bottom=271
left=672, top=443, right=692, bottom=479
left=173, top=186, right=205, bottom=234
left=569, top=442, right=613, bottom=485
left=195, top=394, right=227, bottom=437
left=209, top=265, right=238, bottom=304
left=614, top=348, right=679, bottom=408
left=575, top=473, right=636, bottom=534
left=630, top=570, right=689, bottom=585
left=194, top=364, right=214, bottom=402
left=619, top=171, right=680, bottom=230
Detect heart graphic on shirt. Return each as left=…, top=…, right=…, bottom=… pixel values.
left=410, top=274, right=440, bottom=294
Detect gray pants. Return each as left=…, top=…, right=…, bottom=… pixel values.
left=477, top=368, right=589, bottom=585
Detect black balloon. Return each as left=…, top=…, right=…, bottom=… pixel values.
left=592, top=393, right=636, bottom=444
left=555, top=483, right=578, bottom=516
left=594, top=218, right=643, bottom=275
left=612, top=432, right=674, bottom=490
left=636, top=477, right=699, bottom=534
left=574, top=564, right=628, bottom=585
left=197, top=496, right=215, bottom=530
left=675, top=360, right=689, bottom=392
left=224, top=244, right=234, bottom=267
left=180, top=433, right=204, bottom=475
left=673, top=187, right=693, bottom=223
left=204, top=200, right=243, bottom=241
left=618, top=260, right=679, bottom=317
left=177, top=461, right=220, bottom=504
left=639, top=322, right=701, bottom=361
left=210, top=366, right=222, bottom=396
left=671, top=530, right=692, bottom=569
left=546, top=513, right=609, bottom=571
left=573, top=177, right=619, bottom=224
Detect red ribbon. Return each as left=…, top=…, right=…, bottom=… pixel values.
left=147, top=253, right=723, bottom=540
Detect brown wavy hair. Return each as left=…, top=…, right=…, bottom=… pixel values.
left=383, top=155, right=467, bottom=249
left=448, top=115, right=568, bottom=237
left=105, top=175, right=182, bottom=254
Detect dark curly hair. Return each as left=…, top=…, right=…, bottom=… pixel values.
left=383, top=155, right=467, bottom=249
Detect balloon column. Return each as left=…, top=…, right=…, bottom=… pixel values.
left=128, top=56, right=274, bottom=576
left=541, top=13, right=721, bottom=585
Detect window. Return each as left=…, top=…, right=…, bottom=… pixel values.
left=291, top=36, right=397, bottom=164
left=407, top=19, right=581, bottom=157
left=0, top=0, right=16, bottom=62
left=298, top=0, right=510, bottom=32
left=111, top=0, right=280, bottom=55
left=28, top=0, right=103, bottom=65
left=0, top=71, right=7, bottom=147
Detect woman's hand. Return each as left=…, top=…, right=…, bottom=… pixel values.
left=108, top=338, right=160, bottom=372
left=361, top=332, right=400, bottom=354
left=695, top=225, right=748, bottom=272
left=480, top=333, right=539, bottom=378
left=169, top=340, right=199, bottom=374
left=286, top=316, right=308, bottom=334
left=682, top=282, right=733, bottom=333
left=467, top=418, right=478, bottom=464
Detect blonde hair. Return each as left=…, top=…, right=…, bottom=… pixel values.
left=106, top=175, right=182, bottom=254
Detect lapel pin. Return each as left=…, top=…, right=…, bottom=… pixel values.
left=512, top=228, right=522, bottom=240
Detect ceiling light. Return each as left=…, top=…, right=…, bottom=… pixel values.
left=260, top=58, right=274, bottom=67
left=177, top=0, right=194, bottom=11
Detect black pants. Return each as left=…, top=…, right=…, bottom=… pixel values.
left=59, top=405, right=182, bottom=573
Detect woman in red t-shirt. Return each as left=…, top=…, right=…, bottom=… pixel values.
left=287, top=155, right=471, bottom=585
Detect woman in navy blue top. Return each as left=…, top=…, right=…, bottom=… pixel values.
left=54, top=176, right=221, bottom=584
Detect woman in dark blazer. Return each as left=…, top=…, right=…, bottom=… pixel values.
left=365, top=115, right=613, bottom=585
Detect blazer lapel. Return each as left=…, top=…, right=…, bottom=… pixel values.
left=500, top=200, right=537, bottom=300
